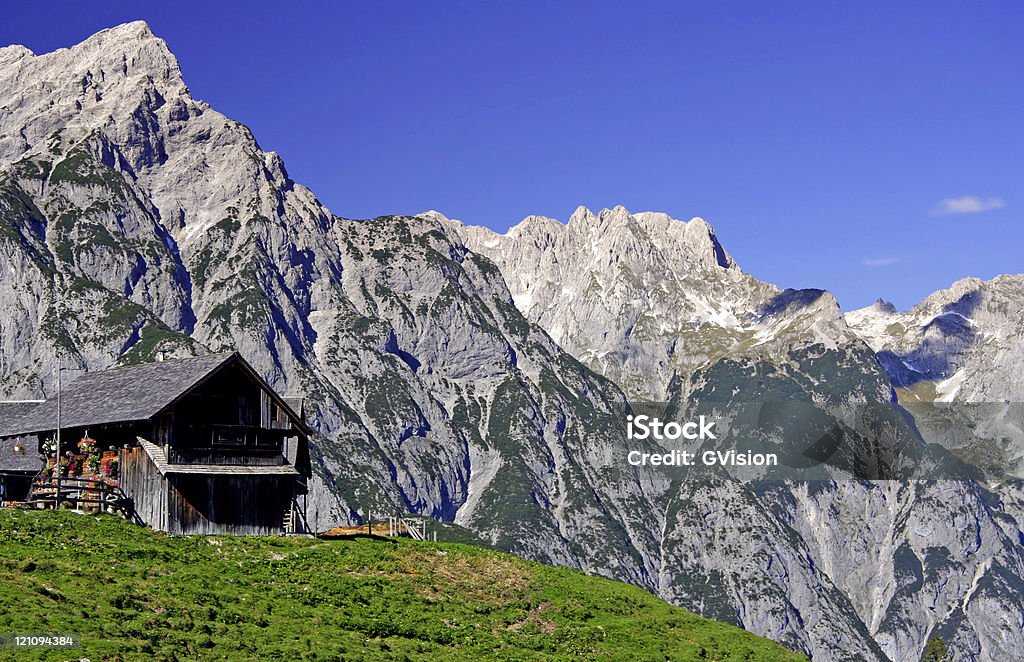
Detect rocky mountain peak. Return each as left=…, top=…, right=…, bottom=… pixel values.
left=418, top=209, right=450, bottom=222
left=869, top=298, right=898, bottom=314
left=458, top=206, right=740, bottom=279
left=567, top=204, right=597, bottom=226
left=0, top=44, right=33, bottom=63
left=597, top=205, right=634, bottom=225
left=40, top=19, right=180, bottom=87
left=503, top=214, right=560, bottom=239
left=760, top=288, right=834, bottom=318
left=846, top=274, right=1024, bottom=402
left=0, top=20, right=188, bottom=168
left=0, top=21, right=164, bottom=68
left=460, top=204, right=872, bottom=400
left=74, top=20, right=161, bottom=49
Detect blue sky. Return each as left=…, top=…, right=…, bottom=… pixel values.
left=3, top=1, right=1021, bottom=310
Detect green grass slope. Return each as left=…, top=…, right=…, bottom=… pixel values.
left=0, top=510, right=805, bottom=661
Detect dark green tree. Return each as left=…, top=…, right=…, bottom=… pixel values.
left=922, top=635, right=951, bottom=662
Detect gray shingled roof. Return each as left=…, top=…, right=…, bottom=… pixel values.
left=4, top=353, right=236, bottom=435
left=0, top=402, right=44, bottom=437
left=0, top=435, right=44, bottom=472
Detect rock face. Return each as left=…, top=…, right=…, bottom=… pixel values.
left=846, top=276, right=1024, bottom=403
left=462, top=207, right=872, bottom=402
left=2, top=22, right=1024, bottom=662
left=846, top=277, right=1024, bottom=482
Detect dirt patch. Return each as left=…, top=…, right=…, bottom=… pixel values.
left=397, top=548, right=532, bottom=604
left=507, top=601, right=556, bottom=634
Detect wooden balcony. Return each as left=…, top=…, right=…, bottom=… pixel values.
left=167, top=424, right=287, bottom=466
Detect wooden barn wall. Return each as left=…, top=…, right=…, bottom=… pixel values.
left=166, top=475, right=290, bottom=536
left=119, top=447, right=168, bottom=531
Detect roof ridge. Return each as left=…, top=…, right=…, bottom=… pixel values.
left=56, top=352, right=237, bottom=392
left=87, top=351, right=235, bottom=376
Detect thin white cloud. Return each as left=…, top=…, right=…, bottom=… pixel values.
left=862, top=256, right=905, bottom=268
left=931, top=195, right=1005, bottom=216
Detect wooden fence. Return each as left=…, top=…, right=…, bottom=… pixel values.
left=24, top=474, right=142, bottom=524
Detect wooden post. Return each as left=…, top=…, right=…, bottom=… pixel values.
left=55, top=367, right=61, bottom=511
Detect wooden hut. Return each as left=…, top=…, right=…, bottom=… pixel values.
left=0, top=353, right=311, bottom=535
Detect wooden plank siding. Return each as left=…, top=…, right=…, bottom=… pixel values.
left=121, top=445, right=294, bottom=535
left=166, top=474, right=290, bottom=535
left=120, top=446, right=169, bottom=532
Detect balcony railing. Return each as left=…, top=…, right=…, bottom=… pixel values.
left=167, top=424, right=287, bottom=466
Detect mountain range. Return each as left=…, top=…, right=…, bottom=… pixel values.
left=1, top=22, right=1022, bottom=661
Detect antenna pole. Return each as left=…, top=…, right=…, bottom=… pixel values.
left=55, top=366, right=61, bottom=511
